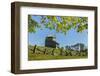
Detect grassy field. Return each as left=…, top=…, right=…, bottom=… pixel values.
left=28, top=45, right=88, bottom=61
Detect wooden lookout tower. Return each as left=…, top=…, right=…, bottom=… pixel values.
left=45, top=35, right=59, bottom=48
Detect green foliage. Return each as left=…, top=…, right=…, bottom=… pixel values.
left=28, top=15, right=88, bottom=34
left=28, top=15, right=40, bottom=33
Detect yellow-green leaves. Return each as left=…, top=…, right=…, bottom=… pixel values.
left=56, top=22, right=62, bottom=32
left=28, top=15, right=40, bottom=33
left=52, top=16, right=58, bottom=22
left=28, top=15, right=88, bottom=34
left=45, top=22, right=55, bottom=30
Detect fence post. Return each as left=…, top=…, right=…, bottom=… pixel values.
left=51, top=48, right=55, bottom=56
left=33, top=45, right=37, bottom=54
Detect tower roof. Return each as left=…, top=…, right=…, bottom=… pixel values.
left=47, top=35, right=56, bottom=38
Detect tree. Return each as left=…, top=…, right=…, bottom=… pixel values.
left=28, top=15, right=40, bottom=33
left=28, top=15, right=88, bottom=34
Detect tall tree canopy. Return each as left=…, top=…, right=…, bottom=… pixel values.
left=28, top=15, right=88, bottom=34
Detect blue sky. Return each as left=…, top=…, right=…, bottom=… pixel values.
left=28, top=15, right=88, bottom=48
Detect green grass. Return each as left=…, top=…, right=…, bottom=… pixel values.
left=28, top=53, right=87, bottom=61
left=28, top=45, right=88, bottom=61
